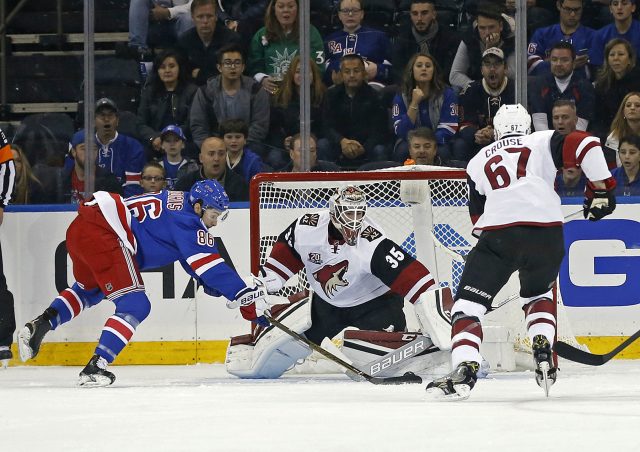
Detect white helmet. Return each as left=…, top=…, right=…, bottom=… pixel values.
left=493, top=104, right=531, bottom=140
left=329, top=185, right=367, bottom=246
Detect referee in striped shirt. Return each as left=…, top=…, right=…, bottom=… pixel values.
left=0, top=127, right=16, bottom=365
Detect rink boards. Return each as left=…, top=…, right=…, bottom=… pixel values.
left=2, top=199, right=640, bottom=365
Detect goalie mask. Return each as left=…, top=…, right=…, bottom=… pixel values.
left=493, top=104, right=531, bottom=140
left=329, top=185, right=367, bottom=246
left=189, top=180, right=230, bottom=222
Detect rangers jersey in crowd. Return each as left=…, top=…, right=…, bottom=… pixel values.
left=0, top=128, right=15, bottom=207
left=467, top=130, right=612, bottom=231
left=392, top=87, right=459, bottom=145
left=527, top=24, right=595, bottom=78
left=263, top=211, right=435, bottom=308
left=324, top=27, right=392, bottom=85
left=90, top=190, right=246, bottom=301
left=72, top=129, right=145, bottom=197
left=590, top=20, right=640, bottom=67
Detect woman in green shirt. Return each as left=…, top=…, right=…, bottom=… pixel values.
left=248, top=0, right=325, bottom=95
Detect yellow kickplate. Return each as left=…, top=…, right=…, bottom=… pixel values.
left=6, top=340, right=230, bottom=366
left=575, top=336, right=640, bottom=359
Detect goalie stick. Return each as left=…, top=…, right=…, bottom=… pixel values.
left=554, top=328, right=640, bottom=366
left=264, top=313, right=423, bottom=385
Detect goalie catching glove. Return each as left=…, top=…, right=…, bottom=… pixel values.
left=583, top=179, right=616, bottom=221
left=231, top=278, right=271, bottom=327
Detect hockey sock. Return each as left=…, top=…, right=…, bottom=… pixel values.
left=49, top=284, right=104, bottom=329
left=449, top=299, right=486, bottom=367
left=523, top=297, right=556, bottom=345
left=450, top=312, right=484, bottom=368
left=95, top=314, right=138, bottom=363
left=95, top=291, right=150, bottom=363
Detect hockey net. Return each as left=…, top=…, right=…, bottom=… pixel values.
left=250, top=167, right=580, bottom=370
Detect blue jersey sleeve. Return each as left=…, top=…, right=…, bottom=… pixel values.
left=123, top=137, right=145, bottom=197
left=392, top=93, right=412, bottom=140
left=436, top=88, right=459, bottom=145
left=173, top=217, right=247, bottom=301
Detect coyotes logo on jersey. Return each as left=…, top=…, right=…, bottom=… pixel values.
left=313, top=260, right=349, bottom=297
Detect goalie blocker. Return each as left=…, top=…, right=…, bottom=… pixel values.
left=226, top=288, right=455, bottom=379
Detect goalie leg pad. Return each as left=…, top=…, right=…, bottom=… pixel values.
left=339, top=329, right=450, bottom=378
left=226, top=297, right=313, bottom=379
left=414, top=287, right=454, bottom=350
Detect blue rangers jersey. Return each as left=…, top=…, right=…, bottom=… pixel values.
left=103, top=190, right=247, bottom=300
left=527, top=24, right=595, bottom=78
left=324, top=26, right=392, bottom=85
left=72, top=129, right=145, bottom=197
left=391, top=87, right=459, bottom=145
left=590, top=20, right=640, bottom=67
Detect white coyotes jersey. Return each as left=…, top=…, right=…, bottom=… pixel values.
left=468, top=130, right=568, bottom=230
left=264, top=211, right=434, bottom=308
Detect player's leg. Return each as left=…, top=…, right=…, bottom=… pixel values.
left=517, top=226, right=565, bottom=391
left=303, top=292, right=351, bottom=345
left=347, top=292, right=407, bottom=333
left=427, top=230, right=516, bottom=398
left=18, top=215, right=106, bottom=362
left=78, top=238, right=148, bottom=387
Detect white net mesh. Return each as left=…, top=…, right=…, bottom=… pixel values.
left=252, top=168, right=471, bottom=298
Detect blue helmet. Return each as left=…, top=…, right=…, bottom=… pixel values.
left=189, top=180, right=229, bottom=212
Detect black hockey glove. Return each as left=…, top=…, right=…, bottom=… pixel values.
left=583, top=180, right=616, bottom=221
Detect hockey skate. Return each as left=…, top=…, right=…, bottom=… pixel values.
left=78, top=355, right=116, bottom=388
left=0, top=346, right=12, bottom=369
left=17, top=307, right=57, bottom=362
left=532, top=335, right=556, bottom=397
left=425, top=361, right=479, bottom=401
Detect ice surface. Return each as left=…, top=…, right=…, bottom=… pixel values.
left=2, top=360, right=639, bottom=452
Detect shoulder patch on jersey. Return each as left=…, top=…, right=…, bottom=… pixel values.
left=361, top=226, right=382, bottom=242
left=299, top=213, right=320, bottom=227
left=308, top=252, right=323, bottom=265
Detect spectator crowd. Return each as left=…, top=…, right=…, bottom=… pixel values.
left=7, top=0, right=640, bottom=205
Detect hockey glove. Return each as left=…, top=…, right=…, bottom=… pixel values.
left=257, top=266, right=284, bottom=294
left=583, top=180, right=616, bottom=221
left=235, top=282, right=270, bottom=328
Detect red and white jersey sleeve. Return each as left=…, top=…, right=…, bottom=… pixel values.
left=265, top=211, right=434, bottom=308
left=560, top=131, right=612, bottom=182
left=88, top=191, right=137, bottom=253
left=466, top=131, right=564, bottom=230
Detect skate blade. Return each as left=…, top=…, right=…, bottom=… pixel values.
left=425, top=384, right=471, bottom=401
left=17, top=327, right=34, bottom=362
left=78, top=374, right=114, bottom=388
left=537, top=362, right=552, bottom=397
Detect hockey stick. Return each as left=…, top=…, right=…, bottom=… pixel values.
left=564, top=208, right=584, bottom=221
left=554, top=328, right=640, bottom=366
left=264, top=313, right=423, bottom=385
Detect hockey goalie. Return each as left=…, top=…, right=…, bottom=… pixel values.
left=226, top=185, right=453, bottom=379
